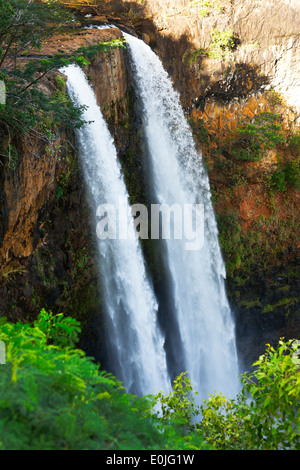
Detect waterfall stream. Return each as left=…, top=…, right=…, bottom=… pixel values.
left=124, top=33, right=240, bottom=399
left=62, top=64, right=171, bottom=397
left=62, top=30, right=240, bottom=401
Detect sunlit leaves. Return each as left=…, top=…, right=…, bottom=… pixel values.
left=199, top=338, right=300, bottom=450
left=155, top=371, right=201, bottom=433
left=0, top=311, right=210, bottom=450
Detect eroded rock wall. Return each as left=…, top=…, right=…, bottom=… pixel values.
left=111, top=0, right=300, bottom=113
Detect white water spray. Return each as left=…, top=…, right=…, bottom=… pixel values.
left=124, top=33, right=240, bottom=399
left=62, top=64, right=171, bottom=397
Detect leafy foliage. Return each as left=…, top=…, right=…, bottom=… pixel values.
left=189, top=117, right=209, bottom=144
left=199, top=339, right=300, bottom=450
left=33, top=308, right=81, bottom=348
left=0, top=312, right=299, bottom=450
left=155, top=372, right=200, bottom=431
left=229, top=112, right=286, bottom=161
left=184, top=28, right=236, bottom=64
left=199, top=392, right=245, bottom=449
left=208, top=29, right=235, bottom=60
left=0, top=0, right=125, bottom=147
left=289, top=130, right=300, bottom=152
left=0, top=311, right=210, bottom=450
left=270, top=158, right=300, bottom=191
left=0, top=0, right=73, bottom=63
left=187, top=0, right=229, bottom=18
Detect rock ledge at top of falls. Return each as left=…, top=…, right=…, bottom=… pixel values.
left=92, top=0, right=300, bottom=115
left=0, top=25, right=130, bottom=286
left=39, top=27, right=123, bottom=55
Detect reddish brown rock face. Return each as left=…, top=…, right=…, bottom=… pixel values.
left=0, top=27, right=128, bottom=270
left=0, top=27, right=133, bottom=335
left=0, top=132, right=60, bottom=264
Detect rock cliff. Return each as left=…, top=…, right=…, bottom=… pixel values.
left=89, top=0, right=300, bottom=368
left=0, top=1, right=299, bottom=371
left=0, top=27, right=135, bottom=363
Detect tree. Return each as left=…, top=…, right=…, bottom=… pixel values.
left=199, top=339, right=300, bottom=450
left=0, top=0, right=73, bottom=68
left=0, top=0, right=125, bottom=156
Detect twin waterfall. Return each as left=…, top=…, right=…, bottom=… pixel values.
left=62, top=32, right=239, bottom=400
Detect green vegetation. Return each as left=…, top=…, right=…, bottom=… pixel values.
left=0, top=311, right=298, bottom=450
left=229, top=112, right=286, bottom=161
left=189, top=117, right=210, bottom=144
left=187, top=0, right=229, bottom=18
left=199, top=339, right=300, bottom=450
left=153, top=338, right=300, bottom=450
left=216, top=207, right=242, bottom=275
left=184, top=28, right=236, bottom=67
left=183, top=47, right=206, bottom=68
left=0, top=0, right=78, bottom=132
left=0, top=310, right=210, bottom=450
left=155, top=372, right=200, bottom=431
left=261, top=296, right=298, bottom=314
left=289, top=130, right=300, bottom=152
left=215, top=206, right=299, bottom=277
left=208, top=29, right=235, bottom=60
left=188, top=112, right=298, bottom=280
left=270, top=158, right=300, bottom=191
left=266, top=89, right=286, bottom=107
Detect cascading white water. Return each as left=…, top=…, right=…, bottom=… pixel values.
left=124, top=33, right=240, bottom=399
left=62, top=64, right=171, bottom=397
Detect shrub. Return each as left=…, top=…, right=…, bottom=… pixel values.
left=187, top=0, right=229, bottom=18
left=189, top=117, right=209, bottom=144
left=270, top=167, right=287, bottom=191
left=0, top=310, right=210, bottom=450
left=270, top=159, right=300, bottom=191
left=230, top=112, right=286, bottom=161
left=154, top=372, right=200, bottom=431
left=289, top=131, right=300, bottom=153
left=284, top=159, right=300, bottom=188
left=208, top=29, right=235, bottom=60
left=199, top=339, right=300, bottom=450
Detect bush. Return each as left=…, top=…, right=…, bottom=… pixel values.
left=289, top=131, right=300, bottom=152
left=154, top=372, right=200, bottom=431
left=0, top=310, right=210, bottom=450
left=208, top=29, right=235, bottom=60
left=187, top=1, right=230, bottom=18
left=230, top=112, right=286, bottom=161
left=199, top=339, right=300, bottom=450
left=270, top=159, right=300, bottom=191
left=270, top=167, right=287, bottom=191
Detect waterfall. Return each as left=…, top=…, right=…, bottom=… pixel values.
left=62, top=64, right=171, bottom=397
left=124, top=33, right=240, bottom=399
